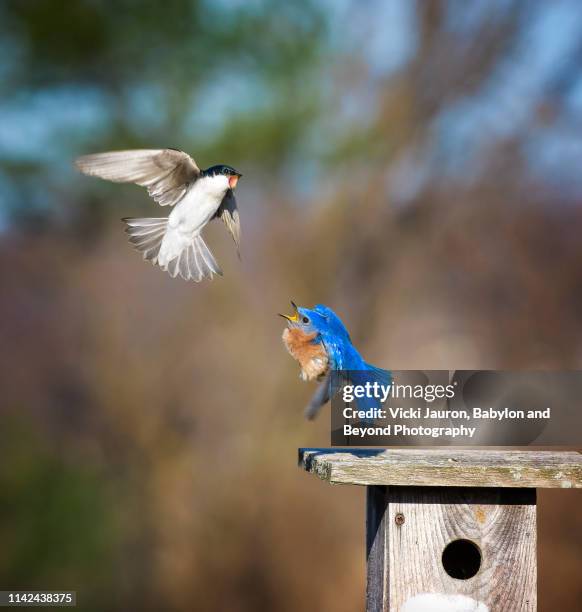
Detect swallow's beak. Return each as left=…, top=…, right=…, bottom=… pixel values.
left=278, top=300, right=300, bottom=323
left=229, top=173, right=242, bottom=189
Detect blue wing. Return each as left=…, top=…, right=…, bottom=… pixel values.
left=347, top=365, right=392, bottom=423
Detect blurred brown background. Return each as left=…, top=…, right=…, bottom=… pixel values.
left=0, top=1, right=581, bottom=610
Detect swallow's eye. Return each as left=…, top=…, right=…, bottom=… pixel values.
left=302, top=316, right=309, bottom=324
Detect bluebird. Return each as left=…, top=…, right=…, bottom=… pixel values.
left=75, top=149, right=242, bottom=281
left=280, top=302, right=391, bottom=420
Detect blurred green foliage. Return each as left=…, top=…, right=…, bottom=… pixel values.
left=0, top=418, right=117, bottom=610
left=1, top=0, right=326, bottom=164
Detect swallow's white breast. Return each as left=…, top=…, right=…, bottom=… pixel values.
left=168, top=174, right=229, bottom=236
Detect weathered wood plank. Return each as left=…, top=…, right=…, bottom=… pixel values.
left=366, top=487, right=537, bottom=611
left=299, top=449, right=582, bottom=488
left=366, top=486, right=389, bottom=612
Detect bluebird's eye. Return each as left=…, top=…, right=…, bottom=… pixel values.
left=302, top=316, right=309, bottom=324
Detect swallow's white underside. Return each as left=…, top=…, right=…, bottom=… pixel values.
left=158, top=174, right=230, bottom=267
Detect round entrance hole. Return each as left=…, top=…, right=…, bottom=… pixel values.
left=441, top=539, right=482, bottom=579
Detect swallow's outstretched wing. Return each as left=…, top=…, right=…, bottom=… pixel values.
left=215, top=189, right=241, bottom=256
left=75, top=149, right=200, bottom=207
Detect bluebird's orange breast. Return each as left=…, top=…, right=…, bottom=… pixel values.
left=282, top=328, right=329, bottom=381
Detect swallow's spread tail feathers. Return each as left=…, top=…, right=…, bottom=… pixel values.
left=123, top=217, right=167, bottom=263
left=122, top=218, right=222, bottom=281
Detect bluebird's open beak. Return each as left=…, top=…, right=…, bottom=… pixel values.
left=278, top=300, right=300, bottom=323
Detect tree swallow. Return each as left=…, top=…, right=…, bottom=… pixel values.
left=75, top=149, right=242, bottom=281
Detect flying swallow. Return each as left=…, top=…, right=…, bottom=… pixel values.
left=75, top=149, right=242, bottom=281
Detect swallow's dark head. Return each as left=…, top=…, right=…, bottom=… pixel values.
left=203, top=164, right=242, bottom=188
